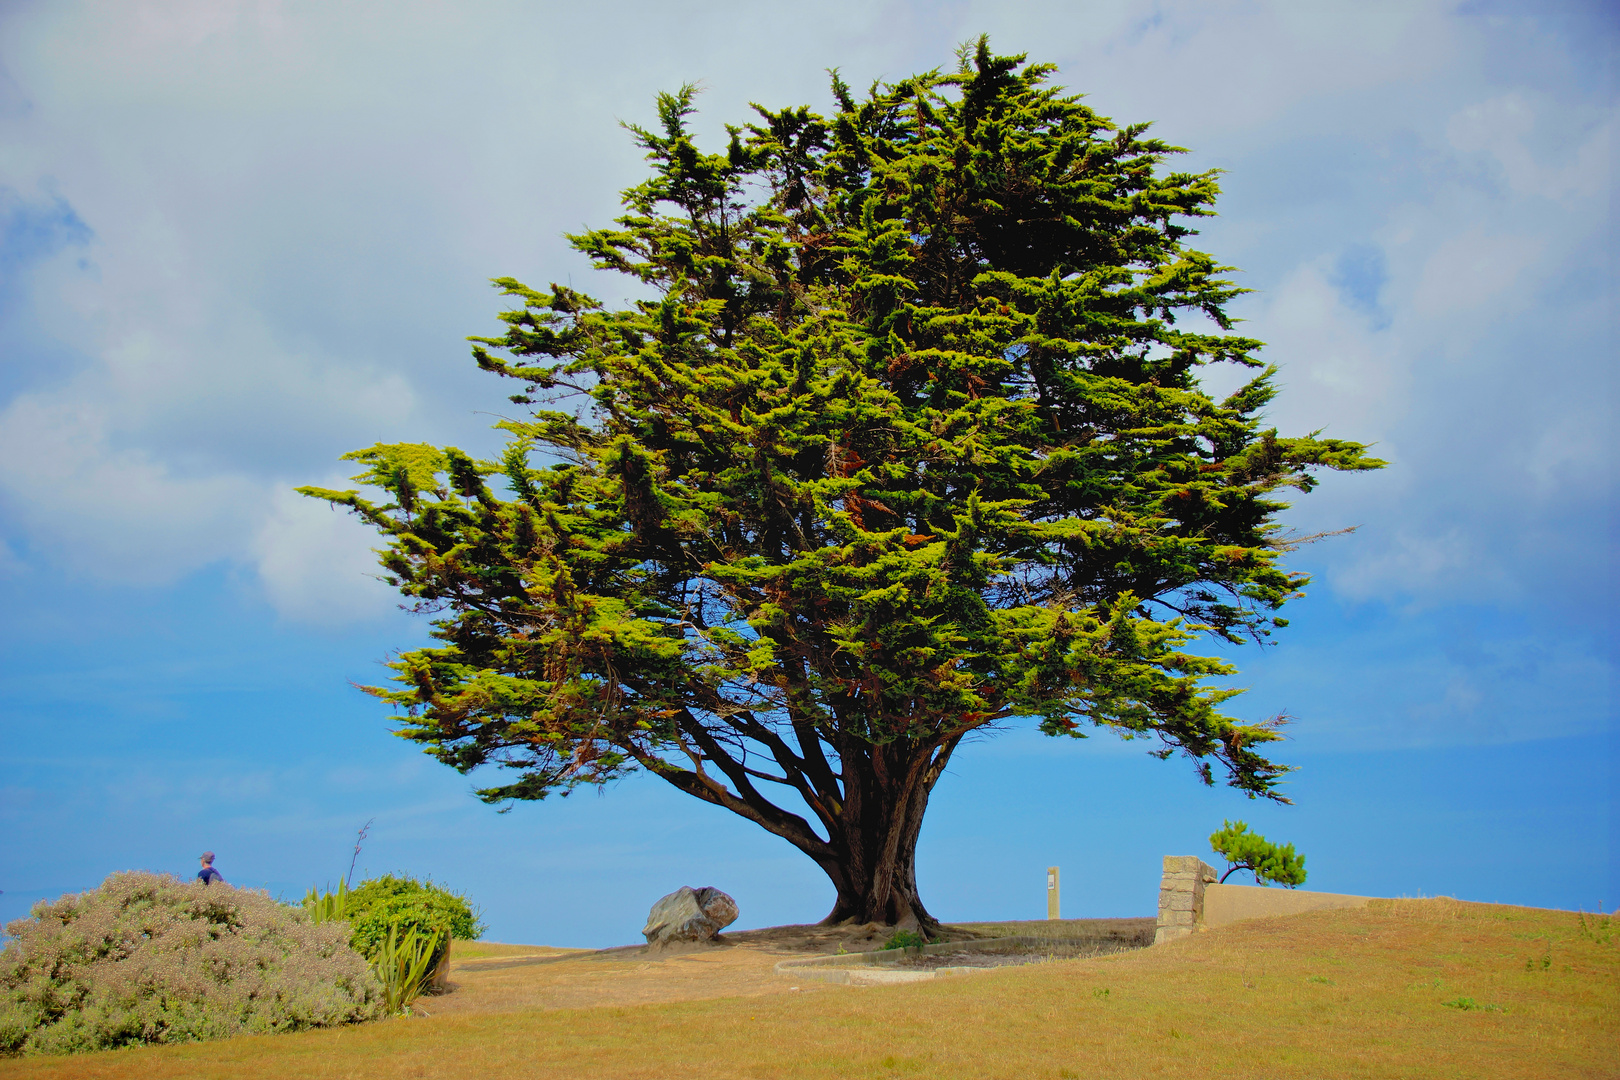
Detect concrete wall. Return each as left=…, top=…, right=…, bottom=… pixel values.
left=1203, top=883, right=1371, bottom=928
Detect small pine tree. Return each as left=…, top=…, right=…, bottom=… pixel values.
left=1210, top=820, right=1306, bottom=888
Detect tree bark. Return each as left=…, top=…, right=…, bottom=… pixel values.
left=809, top=736, right=959, bottom=935
left=814, top=807, right=938, bottom=931
left=642, top=710, right=970, bottom=939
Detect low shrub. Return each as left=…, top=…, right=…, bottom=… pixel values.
left=881, top=930, right=929, bottom=952
left=339, top=875, right=484, bottom=958
left=301, top=874, right=481, bottom=1014
left=0, top=872, right=384, bottom=1057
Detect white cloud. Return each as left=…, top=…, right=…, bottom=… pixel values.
left=0, top=377, right=406, bottom=619
left=1524, top=414, right=1609, bottom=495
left=0, top=193, right=417, bottom=605
left=1258, top=262, right=1407, bottom=441
left=0, top=390, right=255, bottom=584
left=1330, top=527, right=1495, bottom=604
left=0, top=0, right=923, bottom=614
left=968, top=0, right=1457, bottom=143
left=1270, top=628, right=1613, bottom=752
left=253, top=481, right=397, bottom=625
left=0, top=0, right=1612, bottom=634
left=1447, top=93, right=1615, bottom=203
left=1409, top=228, right=1546, bottom=320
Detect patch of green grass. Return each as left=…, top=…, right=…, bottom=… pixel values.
left=876, top=1054, right=924, bottom=1072
left=880, top=930, right=927, bottom=952
left=1442, top=996, right=1507, bottom=1013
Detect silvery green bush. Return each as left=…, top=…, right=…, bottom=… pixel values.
left=0, top=872, right=385, bottom=1057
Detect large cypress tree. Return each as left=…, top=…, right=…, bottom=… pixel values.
left=302, top=40, right=1380, bottom=932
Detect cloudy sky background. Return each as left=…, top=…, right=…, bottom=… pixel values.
left=1, top=0, right=1614, bottom=945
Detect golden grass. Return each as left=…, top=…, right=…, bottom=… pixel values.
left=3, top=899, right=1614, bottom=1079
left=441, top=941, right=581, bottom=962
left=425, top=939, right=822, bottom=1016
left=948, top=917, right=1154, bottom=945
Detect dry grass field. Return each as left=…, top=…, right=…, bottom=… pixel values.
left=1, top=898, right=1613, bottom=1079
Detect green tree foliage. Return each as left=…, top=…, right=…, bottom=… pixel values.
left=1209, top=820, right=1307, bottom=887
left=301, top=39, right=1380, bottom=930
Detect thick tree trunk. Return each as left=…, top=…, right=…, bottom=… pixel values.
left=815, top=831, right=939, bottom=932
left=643, top=709, right=969, bottom=940
left=811, top=738, right=952, bottom=936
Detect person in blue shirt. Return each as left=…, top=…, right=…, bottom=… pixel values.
left=197, top=851, right=226, bottom=886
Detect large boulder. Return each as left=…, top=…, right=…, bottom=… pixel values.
left=643, top=886, right=739, bottom=946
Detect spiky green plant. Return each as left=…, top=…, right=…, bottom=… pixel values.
left=301, top=878, right=353, bottom=924
left=370, top=923, right=449, bottom=1015
left=303, top=879, right=456, bottom=1014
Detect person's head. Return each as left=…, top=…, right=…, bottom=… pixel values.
left=199, top=851, right=215, bottom=866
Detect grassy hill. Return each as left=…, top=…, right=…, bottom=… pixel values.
left=1, top=898, right=1613, bottom=1079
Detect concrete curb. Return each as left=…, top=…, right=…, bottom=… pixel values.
left=782, top=965, right=986, bottom=985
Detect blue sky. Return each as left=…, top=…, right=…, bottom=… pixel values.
left=1, top=0, right=1614, bottom=947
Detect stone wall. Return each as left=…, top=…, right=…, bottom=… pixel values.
left=1154, top=856, right=1218, bottom=944
left=1155, top=856, right=1377, bottom=942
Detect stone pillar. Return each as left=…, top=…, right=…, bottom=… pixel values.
left=1154, top=856, right=1218, bottom=944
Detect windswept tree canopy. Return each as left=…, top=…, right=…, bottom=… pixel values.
left=301, top=40, right=1380, bottom=929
